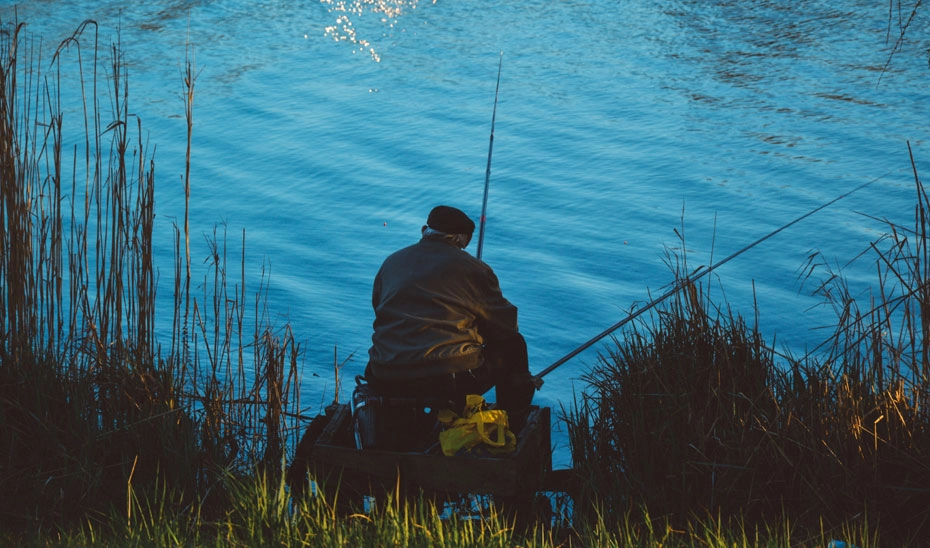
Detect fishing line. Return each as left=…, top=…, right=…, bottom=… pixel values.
left=476, top=52, right=503, bottom=261
left=533, top=173, right=888, bottom=385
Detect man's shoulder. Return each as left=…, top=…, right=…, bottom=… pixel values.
left=383, top=239, right=494, bottom=273
left=449, top=248, right=497, bottom=278
left=383, top=240, right=425, bottom=260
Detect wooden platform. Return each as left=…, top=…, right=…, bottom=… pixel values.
left=287, top=403, right=556, bottom=503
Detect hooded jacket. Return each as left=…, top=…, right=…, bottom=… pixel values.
left=367, top=234, right=520, bottom=380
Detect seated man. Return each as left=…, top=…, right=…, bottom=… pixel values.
left=361, top=205, right=536, bottom=449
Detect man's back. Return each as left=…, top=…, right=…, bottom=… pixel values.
left=369, top=235, right=518, bottom=381
left=362, top=205, right=535, bottom=427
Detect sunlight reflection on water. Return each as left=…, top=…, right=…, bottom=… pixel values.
left=319, top=0, right=438, bottom=61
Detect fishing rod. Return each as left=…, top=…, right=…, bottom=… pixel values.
left=476, top=52, right=503, bottom=261
left=532, top=175, right=886, bottom=385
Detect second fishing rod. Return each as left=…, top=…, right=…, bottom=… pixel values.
left=531, top=174, right=886, bottom=386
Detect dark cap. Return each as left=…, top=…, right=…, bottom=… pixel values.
left=426, top=205, right=475, bottom=235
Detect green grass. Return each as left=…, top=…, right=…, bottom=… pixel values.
left=0, top=471, right=876, bottom=547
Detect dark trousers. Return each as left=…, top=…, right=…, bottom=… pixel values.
left=365, top=333, right=535, bottom=413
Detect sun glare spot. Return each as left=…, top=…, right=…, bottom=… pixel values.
left=320, top=0, right=432, bottom=61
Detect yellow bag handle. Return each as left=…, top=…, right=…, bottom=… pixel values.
left=474, top=409, right=506, bottom=447
left=438, top=395, right=516, bottom=456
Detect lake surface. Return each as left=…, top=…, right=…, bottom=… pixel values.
left=6, top=0, right=930, bottom=466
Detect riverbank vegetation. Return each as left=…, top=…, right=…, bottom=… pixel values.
left=0, top=19, right=303, bottom=536
left=2, top=19, right=928, bottom=547
left=567, top=178, right=930, bottom=545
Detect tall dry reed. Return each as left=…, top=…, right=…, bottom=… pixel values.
left=0, top=19, right=304, bottom=532
left=567, top=157, right=930, bottom=545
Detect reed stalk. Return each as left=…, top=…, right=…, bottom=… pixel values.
left=566, top=158, right=930, bottom=545
left=0, top=18, right=304, bottom=533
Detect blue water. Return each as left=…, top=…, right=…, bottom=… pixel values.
left=6, top=0, right=930, bottom=467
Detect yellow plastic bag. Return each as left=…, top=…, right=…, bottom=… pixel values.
left=437, top=394, right=516, bottom=457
